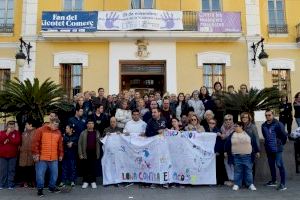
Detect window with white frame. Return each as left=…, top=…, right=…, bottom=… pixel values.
left=131, top=0, right=155, bottom=9
left=203, top=64, right=225, bottom=94
left=64, top=0, right=83, bottom=11
left=0, top=0, right=14, bottom=33
left=60, top=64, right=82, bottom=99
left=202, top=0, right=221, bottom=12
left=0, top=69, right=10, bottom=90
left=272, top=69, right=291, bottom=100
left=268, top=0, right=287, bottom=33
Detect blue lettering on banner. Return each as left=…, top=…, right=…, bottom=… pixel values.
left=42, top=11, right=98, bottom=32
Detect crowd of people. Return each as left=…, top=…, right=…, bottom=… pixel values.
left=1, top=82, right=300, bottom=197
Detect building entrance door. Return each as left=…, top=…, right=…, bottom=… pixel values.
left=120, top=61, right=166, bottom=96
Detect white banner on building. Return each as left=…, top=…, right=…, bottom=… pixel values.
left=97, top=9, right=183, bottom=30
left=101, top=131, right=216, bottom=185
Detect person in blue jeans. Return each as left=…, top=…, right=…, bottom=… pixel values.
left=224, top=122, right=259, bottom=191
left=261, top=110, right=288, bottom=191
left=59, top=124, right=78, bottom=187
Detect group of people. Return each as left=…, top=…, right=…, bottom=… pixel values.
left=0, top=83, right=300, bottom=197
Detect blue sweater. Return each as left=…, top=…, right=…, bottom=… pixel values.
left=261, top=119, right=287, bottom=153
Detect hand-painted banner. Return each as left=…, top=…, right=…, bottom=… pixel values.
left=101, top=131, right=216, bottom=185
left=198, top=12, right=241, bottom=33
left=97, top=9, right=183, bottom=30
left=42, top=11, right=98, bottom=32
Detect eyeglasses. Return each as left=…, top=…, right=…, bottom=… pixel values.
left=209, top=122, right=216, bottom=125
left=241, top=87, right=247, bottom=90
left=191, top=118, right=197, bottom=121
left=225, top=118, right=232, bottom=121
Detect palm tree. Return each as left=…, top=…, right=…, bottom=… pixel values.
left=222, top=87, right=282, bottom=120
left=0, top=78, right=73, bottom=128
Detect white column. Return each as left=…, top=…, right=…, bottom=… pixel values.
left=245, top=0, right=264, bottom=89
left=19, top=0, right=38, bottom=82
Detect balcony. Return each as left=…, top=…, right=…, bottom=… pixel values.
left=297, top=23, right=300, bottom=44
left=268, top=24, right=288, bottom=34
left=41, top=10, right=242, bottom=41
left=0, top=23, right=14, bottom=33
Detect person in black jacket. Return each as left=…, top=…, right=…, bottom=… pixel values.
left=60, top=124, right=78, bottom=187
left=145, top=108, right=167, bottom=137
left=293, top=92, right=300, bottom=127
left=279, top=96, right=293, bottom=134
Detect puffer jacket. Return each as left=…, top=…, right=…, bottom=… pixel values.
left=32, top=125, right=64, bottom=161
left=261, top=119, right=287, bottom=153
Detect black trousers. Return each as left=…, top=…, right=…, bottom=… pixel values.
left=19, top=166, right=35, bottom=184
left=82, top=150, right=97, bottom=183
left=216, top=154, right=228, bottom=185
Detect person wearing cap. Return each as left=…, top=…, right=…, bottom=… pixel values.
left=78, top=119, right=101, bottom=189
left=0, top=121, right=21, bottom=190
left=31, top=118, right=63, bottom=197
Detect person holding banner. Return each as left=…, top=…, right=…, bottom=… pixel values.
left=103, top=117, right=123, bottom=136
left=123, top=109, right=147, bottom=137
left=184, top=114, right=205, bottom=133
left=224, top=122, right=259, bottom=191
left=145, top=108, right=167, bottom=137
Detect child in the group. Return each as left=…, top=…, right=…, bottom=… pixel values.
left=224, top=122, right=259, bottom=191
left=60, top=124, right=78, bottom=187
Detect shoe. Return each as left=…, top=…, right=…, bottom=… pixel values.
left=37, top=189, right=44, bottom=197
left=150, top=184, right=156, bottom=189
left=249, top=184, right=257, bottom=191
left=70, top=182, right=75, bottom=187
left=82, top=182, right=88, bottom=189
left=8, top=187, right=14, bottom=190
left=224, top=181, right=234, bottom=187
left=91, top=182, right=97, bottom=189
left=162, top=184, right=169, bottom=189
left=265, top=181, right=277, bottom=187
left=232, top=185, right=239, bottom=191
left=0, top=187, right=3, bottom=190
left=49, top=187, right=61, bottom=193
left=124, top=183, right=134, bottom=188
left=58, top=182, right=65, bottom=188
left=276, top=184, right=287, bottom=191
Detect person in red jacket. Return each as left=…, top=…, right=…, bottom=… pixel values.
left=32, top=118, right=64, bottom=197
left=0, top=121, right=21, bottom=189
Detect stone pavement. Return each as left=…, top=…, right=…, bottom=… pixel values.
left=1, top=175, right=300, bottom=200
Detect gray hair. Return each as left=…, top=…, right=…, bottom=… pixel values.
left=204, top=110, right=214, bottom=119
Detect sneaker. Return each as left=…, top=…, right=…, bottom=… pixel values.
left=249, top=184, right=257, bottom=191
left=70, top=182, right=75, bottom=187
left=124, top=183, right=134, bottom=188
left=276, top=184, right=287, bottom=191
left=265, top=181, right=277, bottom=187
left=49, top=187, right=61, bottom=193
left=58, top=182, right=65, bottom=188
left=150, top=184, right=156, bottom=189
left=162, top=184, right=169, bottom=189
left=91, top=182, right=97, bottom=189
left=0, top=187, right=3, bottom=190
left=37, top=189, right=44, bottom=197
left=82, top=182, right=88, bottom=189
left=8, top=187, right=14, bottom=190
left=224, top=181, right=234, bottom=187
left=232, top=185, right=239, bottom=191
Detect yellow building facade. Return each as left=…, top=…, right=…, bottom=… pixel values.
left=0, top=0, right=300, bottom=100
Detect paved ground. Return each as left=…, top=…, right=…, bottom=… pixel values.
left=1, top=175, right=300, bottom=200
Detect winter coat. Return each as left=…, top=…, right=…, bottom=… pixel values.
left=261, top=119, right=287, bottom=153
left=78, top=130, right=101, bottom=159
left=188, top=99, right=205, bottom=119
left=115, top=108, right=132, bottom=129
left=19, top=129, right=35, bottom=166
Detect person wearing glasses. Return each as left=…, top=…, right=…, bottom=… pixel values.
left=184, top=114, right=205, bottom=133
left=241, top=112, right=260, bottom=181
left=221, top=114, right=235, bottom=186
left=224, top=122, right=259, bottom=191
left=261, top=110, right=288, bottom=191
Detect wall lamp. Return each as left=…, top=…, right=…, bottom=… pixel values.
left=251, top=37, right=269, bottom=67
left=15, top=37, right=32, bottom=67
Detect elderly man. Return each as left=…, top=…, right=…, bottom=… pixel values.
left=103, top=117, right=123, bottom=136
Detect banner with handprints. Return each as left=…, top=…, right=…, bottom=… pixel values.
left=101, top=131, right=216, bottom=185
left=97, top=9, right=183, bottom=30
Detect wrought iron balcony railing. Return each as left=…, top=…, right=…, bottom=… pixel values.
left=268, top=24, right=288, bottom=34
left=0, top=23, right=14, bottom=33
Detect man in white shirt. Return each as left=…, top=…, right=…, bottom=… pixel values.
left=123, top=109, right=147, bottom=137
